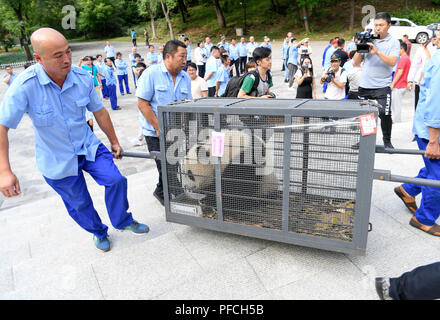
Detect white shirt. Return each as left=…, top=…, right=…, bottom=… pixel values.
left=408, top=46, right=430, bottom=85
left=347, top=67, right=362, bottom=92
left=191, top=76, right=208, bottom=99
left=324, top=67, right=347, bottom=100
left=194, top=47, right=207, bottom=65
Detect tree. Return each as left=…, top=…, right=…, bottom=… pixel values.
left=138, top=0, right=158, bottom=39
left=349, top=0, right=355, bottom=30
left=0, top=0, right=34, bottom=60
left=159, top=0, right=176, bottom=40
left=212, top=0, right=226, bottom=29
left=177, top=0, right=189, bottom=23
left=77, top=0, right=124, bottom=38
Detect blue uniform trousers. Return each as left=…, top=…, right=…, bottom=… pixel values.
left=117, top=74, right=130, bottom=94
left=44, top=143, right=134, bottom=239
left=390, top=261, right=440, bottom=300
left=132, top=70, right=137, bottom=89
left=101, top=78, right=109, bottom=99
left=402, top=137, right=440, bottom=226
left=106, top=84, right=118, bottom=110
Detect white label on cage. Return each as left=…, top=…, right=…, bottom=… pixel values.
left=211, top=131, right=225, bottom=157
left=359, top=113, right=377, bottom=136
left=170, top=202, right=203, bottom=217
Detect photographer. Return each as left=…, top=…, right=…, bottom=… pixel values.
left=295, top=57, right=316, bottom=99
left=320, top=54, right=347, bottom=100
left=194, top=41, right=207, bottom=78
left=353, top=12, right=400, bottom=149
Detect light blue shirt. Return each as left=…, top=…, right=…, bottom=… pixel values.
left=157, top=53, right=163, bottom=64
left=287, top=46, right=299, bottom=66
left=129, top=53, right=139, bottom=70
left=136, top=63, right=192, bottom=137
left=205, top=42, right=213, bottom=58
left=3, top=72, right=18, bottom=86
left=282, top=41, right=289, bottom=59
left=324, top=46, right=336, bottom=70
left=237, top=42, right=247, bottom=57
left=0, top=64, right=103, bottom=180
left=186, top=44, right=191, bottom=61
left=103, top=65, right=117, bottom=86
left=260, top=42, right=272, bottom=51
left=147, top=52, right=158, bottom=65
left=360, top=33, right=400, bottom=89
left=115, top=58, right=128, bottom=76
left=413, top=50, right=440, bottom=141
left=205, top=56, right=219, bottom=88
left=217, top=41, right=229, bottom=54
left=95, top=61, right=106, bottom=79
left=216, top=64, right=230, bottom=97
left=246, top=42, right=259, bottom=57
left=228, top=44, right=239, bottom=60
left=104, top=45, right=115, bottom=58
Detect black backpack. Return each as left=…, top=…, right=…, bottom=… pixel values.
left=221, top=69, right=272, bottom=97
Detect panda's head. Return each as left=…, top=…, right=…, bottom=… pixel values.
left=182, top=143, right=215, bottom=191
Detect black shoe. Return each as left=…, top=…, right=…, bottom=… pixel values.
left=153, top=191, right=164, bottom=207
left=384, top=141, right=394, bottom=149
left=412, top=136, right=416, bottom=142
left=113, top=106, right=121, bottom=110
left=284, top=79, right=289, bottom=83
left=375, top=277, right=393, bottom=300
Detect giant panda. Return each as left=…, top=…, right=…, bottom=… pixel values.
left=181, top=129, right=280, bottom=215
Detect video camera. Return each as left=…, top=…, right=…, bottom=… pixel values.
left=355, top=29, right=380, bottom=53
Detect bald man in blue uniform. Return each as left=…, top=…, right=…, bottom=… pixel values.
left=0, top=28, right=149, bottom=252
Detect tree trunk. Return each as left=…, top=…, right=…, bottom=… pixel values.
left=212, top=0, right=226, bottom=29
left=160, top=0, right=174, bottom=40
left=301, top=5, right=310, bottom=33
left=349, top=0, right=355, bottom=30
left=177, top=0, right=189, bottom=22
left=149, top=10, right=157, bottom=39
left=11, top=1, right=33, bottom=61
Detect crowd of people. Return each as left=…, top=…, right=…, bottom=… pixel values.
left=1, top=11, right=440, bottom=300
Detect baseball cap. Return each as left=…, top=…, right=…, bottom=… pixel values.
left=330, top=54, right=340, bottom=61
left=221, top=35, right=226, bottom=40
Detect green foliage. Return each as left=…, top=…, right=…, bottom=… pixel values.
left=392, top=8, right=440, bottom=25
left=77, top=0, right=125, bottom=38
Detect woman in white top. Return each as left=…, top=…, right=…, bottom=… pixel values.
left=407, top=40, right=432, bottom=110
left=186, top=62, right=208, bottom=99
left=194, top=41, right=207, bottom=78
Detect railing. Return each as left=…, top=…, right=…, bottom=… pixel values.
left=0, top=60, right=36, bottom=70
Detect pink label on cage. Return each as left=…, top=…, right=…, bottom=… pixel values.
left=359, top=113, right=377, bottom=136
left=211, top=132, right=225, bottom=157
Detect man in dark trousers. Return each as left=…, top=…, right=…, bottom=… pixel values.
left=136, top=40, right=192, bottom=206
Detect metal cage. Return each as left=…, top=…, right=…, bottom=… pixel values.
left=156, top=98, right=378, bottom=255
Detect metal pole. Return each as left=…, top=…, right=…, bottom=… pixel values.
left=119, top=151, right=161, bottom=159
left=375, top=145, right=425, bottom=155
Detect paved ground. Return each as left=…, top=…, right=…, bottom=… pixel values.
left=0, top=39, right=438, bottom=300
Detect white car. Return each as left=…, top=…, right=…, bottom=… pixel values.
left=365, top=17, right=432, bottom=43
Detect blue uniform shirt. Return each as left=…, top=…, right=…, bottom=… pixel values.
left=217, top=41, right=229, bottom=54
left=103, top=65, right=117, bottom=86
left=205, top=42, right=213, bottom=58
left=413, top=50, right=440, bottom=141
left=115, top=58, right=128, bottom=76
left=216, top=64, right=230, bottom=97
left=186, top=44, right=191, bottom=61
left=282, top=41, right=289, bottom=59
left=136, top=63, right=192, bottom=137
left=228, top=44, right=239, bottom=60
left=205, top=56, right=219, bottom=88
left=247, top=42, right=259, bottom=58
left=237, top=42, right=247, bottom=57
left=3, top=72, right=18, bottom=87
left=287, top=46, right=299, bottom=66
left=260, top=42, right=272, bottom=51
left=147, top=52, right=158, bottom=65
left=0, top=64, right=103, bottom=180
left=104, top=45, right=115, bottom=58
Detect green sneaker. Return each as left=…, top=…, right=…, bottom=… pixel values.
left=123, top=220, right=150, bottom=234
left=93, top=235, right=110, bottom=252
